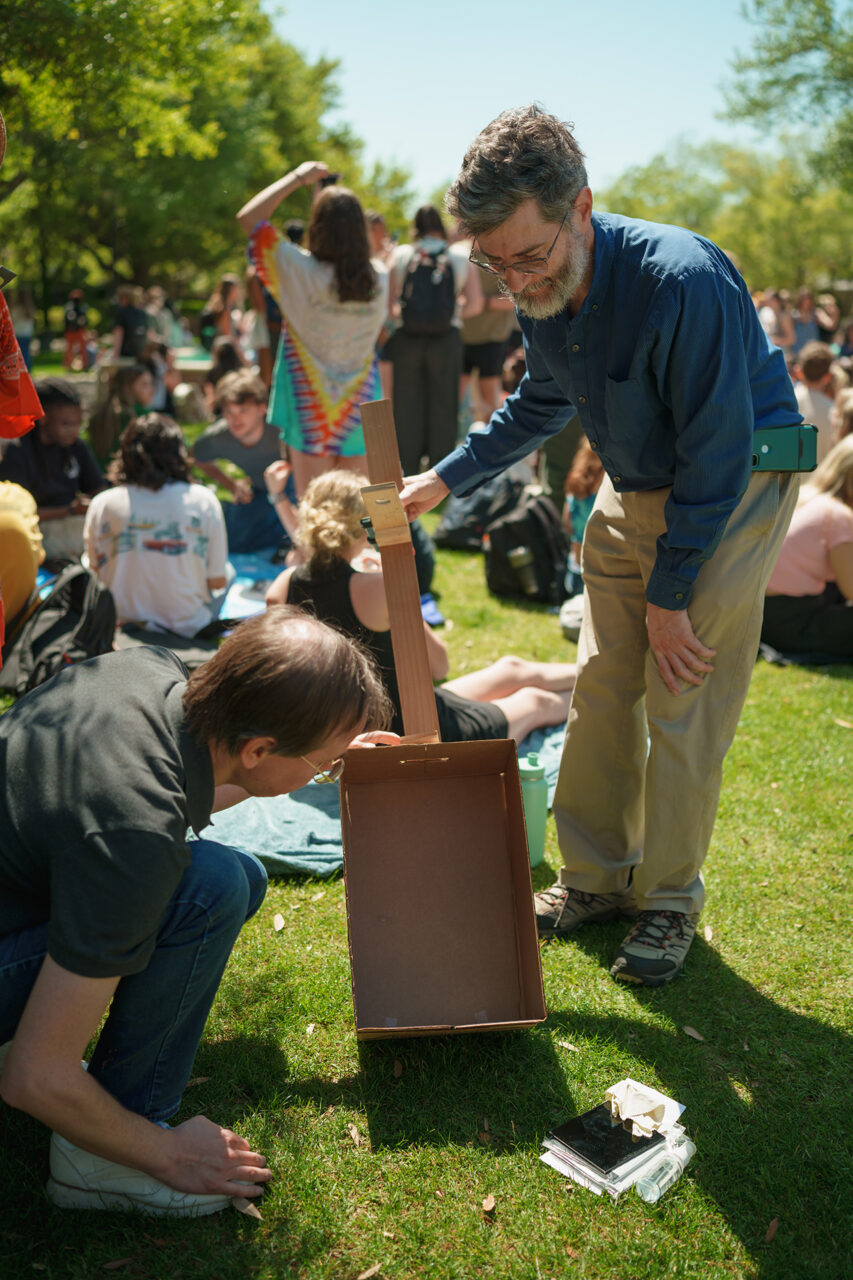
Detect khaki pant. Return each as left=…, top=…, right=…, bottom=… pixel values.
left=553, top=471, right=798, bottom=914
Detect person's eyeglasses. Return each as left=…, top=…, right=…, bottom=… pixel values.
left=301, top=754, right=346, bottom=784
left=469, top=210, right=570, bottom=278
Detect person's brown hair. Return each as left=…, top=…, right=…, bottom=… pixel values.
left=216, top=368, right=268, bottom=407
left=446, top=103, right=588, bottom=236
left=183, top=605, right=392, bottom=756
left=308, top=186, right=378, bottom=303
left=206, top=272, right=241, bottom=316
left=413, top=205, right=446, bottom=239
left=107, top=413, right=191, bottom=490
left=798, top=341, right=834, bottom=384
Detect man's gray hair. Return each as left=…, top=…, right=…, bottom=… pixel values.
left=446, top=104, right=588, bottom=236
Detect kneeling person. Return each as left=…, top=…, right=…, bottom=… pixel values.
left=190, top=370, right=293, bottom=554
left=0, top=608, right=392, bottom=1215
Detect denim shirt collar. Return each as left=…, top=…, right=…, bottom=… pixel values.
left=574, top=212, right=614, bottom=324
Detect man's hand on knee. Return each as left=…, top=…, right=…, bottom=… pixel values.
left=646, top=603, right=716, bottom=696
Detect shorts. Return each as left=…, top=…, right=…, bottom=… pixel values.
left=463, top=340, right=506, bottom=379
left=434, top=686, right=508, bottom=742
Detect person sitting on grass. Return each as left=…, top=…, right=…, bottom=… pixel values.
left=84, top=413, right=228, bottom=638
left=88, top=362, right=156, bottom=468
left=761, top=435, right=853, bottom=660
left=265, top=470, right=576, bottom=741
left=190, top=369, right=296, bottom=555
left=0, top=607, right=395, bottom=1217
left=0, top=377, right=105, bottom=564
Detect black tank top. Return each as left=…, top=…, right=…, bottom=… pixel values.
left=286, top=558, right=507, bottom=743
left=287, top=559, right=404, bottom=736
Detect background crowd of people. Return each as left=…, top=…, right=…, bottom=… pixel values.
left=3, top=165, right=853, bottom=670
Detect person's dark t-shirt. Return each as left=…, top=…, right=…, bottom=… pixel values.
left=64, top=300, right=88, bottom=333
left=0, top=647, right=215, bottom=977
left=191, top=418, right=281, bottom=492
left=0, top=430, right=103, bottom=507
left=113, top=303, right=149, bottom=358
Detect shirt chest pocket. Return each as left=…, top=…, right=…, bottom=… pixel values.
left=604, top=375, right=673, bottom=434
left=603, top=376, right=674, bottom=479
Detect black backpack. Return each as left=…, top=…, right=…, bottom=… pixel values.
left=0, top=564, right=117, bottom=695
left=483, top=492, right=571, bottom=605
left=399, top=246, right=456, bottom=335
left=433, top=473, right=524, bottom=550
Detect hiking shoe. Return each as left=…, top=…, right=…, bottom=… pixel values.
left=534, top=883, right=637, bottom=939
left=610, top=910, right=699, bottom=987
left=46, top=1133, right=233, bottom=1216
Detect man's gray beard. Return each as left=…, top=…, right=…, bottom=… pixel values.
left=499, top=232, right=589, bottom=319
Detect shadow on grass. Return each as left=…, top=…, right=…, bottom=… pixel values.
left=544, top=928, right=852, bottom=1280
left=355, top=1028, right=575, bottom=1152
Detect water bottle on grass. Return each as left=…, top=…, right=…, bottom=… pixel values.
left=635, top=1135, right=696, bottom=1203
left=519, top=752, right=547, bottom=867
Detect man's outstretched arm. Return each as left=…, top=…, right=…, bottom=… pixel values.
left=0, top=956, right=271, bottom=1198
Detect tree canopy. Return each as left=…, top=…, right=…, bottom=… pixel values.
left=0, top=0, right=414, bottom=315
left=597, top=137, right=853, bottom=292
left=725, top=0, right=853, bottom=188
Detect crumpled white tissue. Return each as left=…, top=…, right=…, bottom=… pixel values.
left=604, top=1077, right=685, bottom=1138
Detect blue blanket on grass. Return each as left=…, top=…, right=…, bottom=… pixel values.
left=198, top=722, right=567, bottom=878
left=196, top=550, right=567, bottom=876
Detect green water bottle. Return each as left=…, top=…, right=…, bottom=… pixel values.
left=519, top=751, right=547, bottom=867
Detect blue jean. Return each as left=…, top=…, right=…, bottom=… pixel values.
left=224, top=490, right=287, bottom=554
left=0, top=840, right=267, bottom=1122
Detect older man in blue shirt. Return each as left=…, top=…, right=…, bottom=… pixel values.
left=400, top=105, right=800, bottom=987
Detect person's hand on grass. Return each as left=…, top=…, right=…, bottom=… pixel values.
left=165, top=1115, right=271, bottom=1198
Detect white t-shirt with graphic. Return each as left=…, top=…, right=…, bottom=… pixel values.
left=84, top=482, right=227, bottom=637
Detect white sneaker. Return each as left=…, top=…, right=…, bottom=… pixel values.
left=46, top=1132, right=233, bottom=1217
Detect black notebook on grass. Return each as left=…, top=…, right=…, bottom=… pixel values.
left=548, top=1104, right=664, bottom=1176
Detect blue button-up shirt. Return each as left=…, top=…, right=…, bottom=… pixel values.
left=436, top=212, right=801, bottom=608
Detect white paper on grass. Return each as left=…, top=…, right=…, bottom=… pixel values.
left=540, top=1126, right=686, bottom=1201
left=604, top=1077, right=685, bottom=1139
left=540, top=1149, right=603, bottom=1196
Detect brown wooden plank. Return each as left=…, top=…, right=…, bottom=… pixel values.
left=360, top=399, right=440, bottom=742
left=360, top=398, right=404, bottom=490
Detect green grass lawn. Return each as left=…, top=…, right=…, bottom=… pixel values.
left=1, top=531, right=851, bottom=1280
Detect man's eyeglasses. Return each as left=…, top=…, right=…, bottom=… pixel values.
left=468, top=210, right=570, bottom=278
left=301, top=754, right=346, bottom=785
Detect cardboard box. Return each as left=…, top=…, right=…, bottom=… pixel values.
left=340, top=738, right=547, bottom=1039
